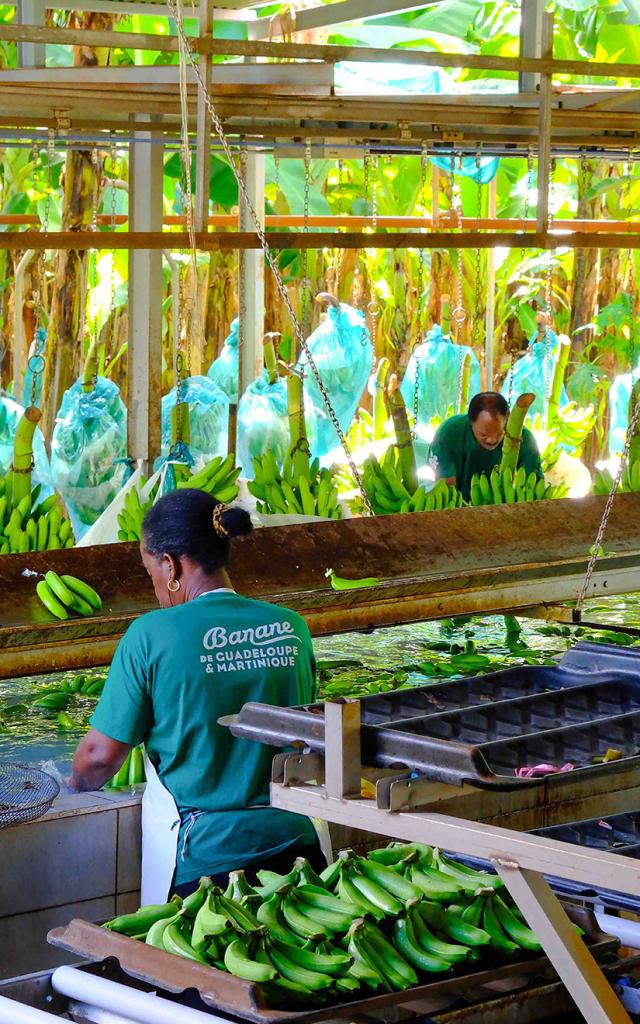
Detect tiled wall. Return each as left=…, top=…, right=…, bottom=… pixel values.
left=0, top=789, right=142, bottom=980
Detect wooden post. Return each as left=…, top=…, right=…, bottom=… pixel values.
left=127, top=125, right=164, bottom=472
left=194, top=0, right=213, bottom=234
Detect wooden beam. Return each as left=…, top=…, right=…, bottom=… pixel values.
left=4, top=229, right=640, bottom=250
left=1, top=22, right=640, bottom=80
left=3, top=214, right=640, bottom=231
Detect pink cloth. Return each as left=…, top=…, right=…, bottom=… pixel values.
left=515, top=762, right=575, bottom=779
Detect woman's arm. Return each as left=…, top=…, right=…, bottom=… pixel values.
left=69, top=727, right=132, bottom=792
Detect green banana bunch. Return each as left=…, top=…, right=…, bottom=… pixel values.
left=594, top=456, right=640, bottom=495
left=348, top=918, right=418, bottom=992
left=361, top=447, right=464, bottom=516
left=0, top=478, right=74, bottom=554
left=533, top=404, right=597, bottom=454
left=36, top=571, right=103, bottom=621
left=117, top=478, right=161, bottom=542
left=469, top=466, right=568, bottom=507
left=248, top=448, right=342, bottom=519
left=102, top=842, right=556, bottom=1006
left=103, top=895, right=182, bottom=939
left=105, top=744, right=146, bottom=789
left=176, top=453, right=241, bottom=503
left=0, top=406, right=75, bottom=552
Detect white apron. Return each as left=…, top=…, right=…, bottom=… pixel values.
left=140, top=752, right=181, bottom=905
left=140, top=587, right=236, bottom=905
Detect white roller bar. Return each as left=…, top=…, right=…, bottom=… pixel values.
left=0, top=994, right=60, bottom=1022
left=52, top=966, right=228, bottom=1024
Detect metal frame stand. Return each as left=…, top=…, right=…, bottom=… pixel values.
left=270, top=699, right=638, bottom=1024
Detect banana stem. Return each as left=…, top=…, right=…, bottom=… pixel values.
left=81, top=336, right=99, bottom=393
left=628, top=379, right=640, bottom=466
left=500, top=393, right=535, bottom=475
left=458, top=352, right=472, bottom=414
left=441, top=294, right=451, bottom=338
left=287, top=370, right=307, bottom=450
left=387, top=374, right=418, bottom=492
left=263, top=333, right=280, bottom=386
left=12, top=405, right=40, bottom=508
left=373, top=357, right=390, bottom=441
left=546, top=334, right=571, bottom=430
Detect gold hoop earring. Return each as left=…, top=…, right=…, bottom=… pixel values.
left=167, top=579, right=181, bottom=593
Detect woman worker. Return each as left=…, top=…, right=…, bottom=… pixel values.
left=69, top=489, right=321, bottom=901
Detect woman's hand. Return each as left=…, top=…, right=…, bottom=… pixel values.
left=68, top=727, right=132, bottom=792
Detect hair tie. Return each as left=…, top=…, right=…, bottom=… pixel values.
left=213, top=503, right=230, bottom=538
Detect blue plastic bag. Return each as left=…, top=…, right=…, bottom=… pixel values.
left=160, top=375, right=229, bottom=469
left=400, top=325, right=482, bottom=425
left=237, top=371, right=317, bottom=480
left=0, top=394, right=52, bottom=495
left=207, top=318, right=239, bottom=403
left=50, top=377, right=127, bottom=539
left=609, top=360, right=640, bottom=456
left=430, top=154, right=499, bottom=186
left=500, top=327, right=567, bottom=421
left=296, top=303, right=373, bottom=458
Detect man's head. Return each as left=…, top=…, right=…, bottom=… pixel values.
left=468, top=392, right=509, bottom=451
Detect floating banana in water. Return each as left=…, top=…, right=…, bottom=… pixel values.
left=325, top=569, right=380, bottom=591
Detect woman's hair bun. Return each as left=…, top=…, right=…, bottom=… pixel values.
left=218, top=505, right=253, bottom=539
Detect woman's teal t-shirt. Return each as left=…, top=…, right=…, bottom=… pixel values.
left=90, top=590, right=318, bottom=884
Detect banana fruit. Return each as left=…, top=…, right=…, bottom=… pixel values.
left=0, top=476, right=74, bottom=554
left=105, top=842, right=560, bottom=1008
left=117, top=478, right=160, bottom=542
left=362, top=447, right=464, bottom=516
left=469, top=465, right=568, bottom=506
left=594, top=454, right=640, bottom=495
left=104, top=744, right=146, bottom=789
left=248, top=449, right=342, bottom=519
left=36, top=571, right=102, bottom=621
left=176, top=453, right=241, bottom=503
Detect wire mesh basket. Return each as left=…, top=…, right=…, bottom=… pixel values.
left=0, top=763, right=60, bottom=827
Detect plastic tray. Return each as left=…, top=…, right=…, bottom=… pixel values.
left=225, top=642, right=640, bottom=788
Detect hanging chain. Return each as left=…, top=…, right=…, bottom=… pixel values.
left=412, top=355, right=421, bottom=439
left=299, top=138, right=312, bottom=339
left=449, top=152, right=466, bottom=407
left=238, top=145, right=248, bottom=364
left=166, top=0, right=373, bottom=513
left=450, top=152, right=465, bottom=341
left=575, top=388, right=640, bottom=618
left=416, top=141, right=428, bottom=339
left=510, top=148, right=535, bottom=407
left=335, top=158, right=344, bottom=296
left=32, top=130, right=54, bottom=325
left=107, top=141, right=118, bottom=366
left=371, top=153, right=379, bottom=232
left=542, top=157, right=556, bottom=402
left=624, top=149, right=637, bottom=380
left=366, top=151, right=380, bottom=362
left=274, top=151, right=280, bottom=197
left=27, top=129, right=55, bottom=410
left=176, top=0, right=199, bottom=379
left=472, top=149, right=483, bottom=351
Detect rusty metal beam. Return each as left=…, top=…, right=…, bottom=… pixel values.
left=0, top=495, right=638, bottom=679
